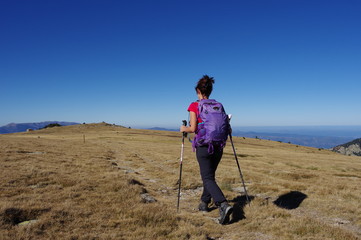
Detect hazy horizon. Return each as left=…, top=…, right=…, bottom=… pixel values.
left=2, top=121, right=361, bottom=148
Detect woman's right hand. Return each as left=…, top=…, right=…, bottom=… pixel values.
left=180, top=125, right=187, bottom=133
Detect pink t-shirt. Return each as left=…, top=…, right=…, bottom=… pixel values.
left=187, top=101, right=202, bottom=124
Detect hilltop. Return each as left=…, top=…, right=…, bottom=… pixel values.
left=1, top=123, right=360, bottom=239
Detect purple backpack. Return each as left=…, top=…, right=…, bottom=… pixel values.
left=192, top=99, right=230, bottom=153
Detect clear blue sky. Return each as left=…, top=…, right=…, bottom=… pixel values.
left=1, top=0, right=360, bottom=128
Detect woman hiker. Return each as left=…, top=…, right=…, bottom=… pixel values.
left=180, top=75, right=233, bottom=225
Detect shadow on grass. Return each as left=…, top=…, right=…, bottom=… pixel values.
left=208, top=191, right=306, bottom=224
left=273, top=191, right=307, bottom=209
left=229, top=195, right=254, bottom=224
left=2, top=208, right=51, bottom=225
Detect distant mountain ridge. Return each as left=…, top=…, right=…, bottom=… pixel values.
left=147, top=127, right=178, bottom=131
left=0, top=121, right=79, bottom=134
left=145, top=127, right=357, bottom=149
left=332, top=138, right=361, bottom=156
left=231, top=130, right=355, bottom=149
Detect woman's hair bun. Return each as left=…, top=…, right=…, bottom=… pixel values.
left=195, top=75, right=215, bottom=97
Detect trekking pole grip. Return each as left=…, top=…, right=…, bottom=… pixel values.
left=182, top=120, right=187, bottom=137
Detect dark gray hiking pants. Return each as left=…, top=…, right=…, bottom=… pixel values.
left=196, top=146, right=226, bottom=206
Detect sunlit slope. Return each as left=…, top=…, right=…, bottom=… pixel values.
left=1, top=123, right=360, bottom=240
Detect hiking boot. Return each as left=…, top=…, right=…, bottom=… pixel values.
left=218, top=201, right=233, bottom=225
left=198, top=201, right=210, bottom=212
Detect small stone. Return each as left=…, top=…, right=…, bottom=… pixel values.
left=140, top=193, right=157, bottom=203
left=18, top=220, right=38, bottom=226
left=232, top=186, right=247, bottom=193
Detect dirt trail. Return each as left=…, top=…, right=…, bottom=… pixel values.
left=92, top=133, right=203, bottom=213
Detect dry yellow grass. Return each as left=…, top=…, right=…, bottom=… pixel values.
left=1, top=123, right=360, bottom=239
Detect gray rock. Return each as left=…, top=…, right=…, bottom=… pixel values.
left=140, top=193, right=157, bottom=203
left=332, top=139, right=361, bottom=156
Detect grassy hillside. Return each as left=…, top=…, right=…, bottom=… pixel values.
left=1, top=123, right=360, bottom=240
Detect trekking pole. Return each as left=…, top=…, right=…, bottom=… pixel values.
left=177, top=120, right=187, bottom=212
left=228, top=115, right=251, bottom=206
